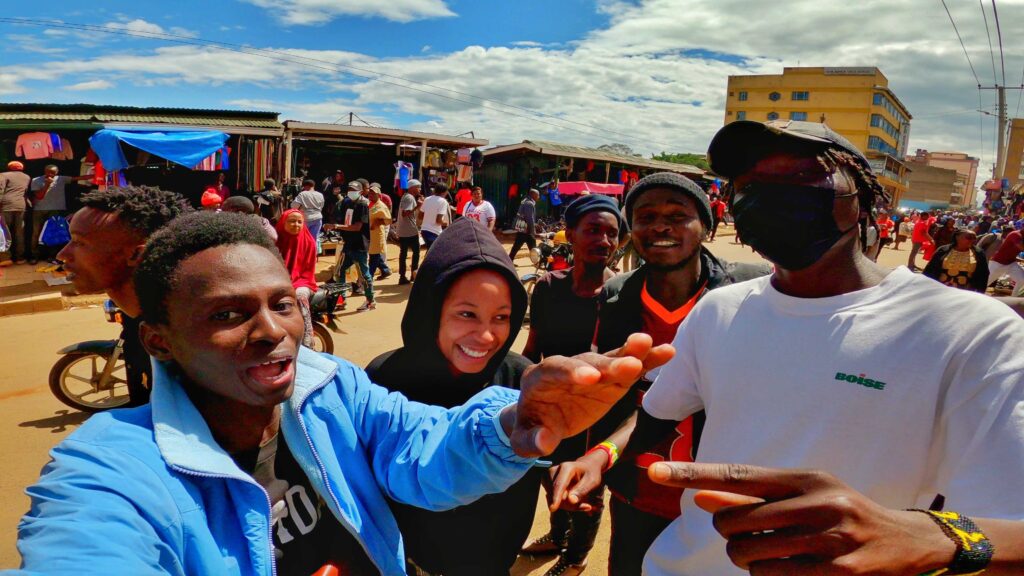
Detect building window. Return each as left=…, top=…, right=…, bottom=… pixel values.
left=792, top=91, right=809, bottom=101
left=767, top=111, right=779, bottom=120
left=738, top=91, right=748, bottom=101
left=737, top=111, right=746, bottom=120
left=789, top=111, right=808, bottom=121
left=873, top=93, right=883, bottom=105
left=769, top=91, right=781, bottom=101
left=868, top=135, right=898, bottom=157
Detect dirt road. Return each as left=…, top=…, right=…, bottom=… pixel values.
left=1, top=227, right=921, bottom=572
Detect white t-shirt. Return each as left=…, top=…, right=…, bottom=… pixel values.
left=462, top=200, right=496, bottom=227
left=641, top=266, right=1024, bottom=576
left=420, top=195, right=450, bottom=235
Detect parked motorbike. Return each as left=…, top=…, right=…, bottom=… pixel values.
left=520, top=235, right=573, bottom=323
left=307, top=282, right=347, bottom=354
left=49, top=300, right=132, bottom=413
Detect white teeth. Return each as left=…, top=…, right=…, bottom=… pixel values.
left=652, top=241, right=678, bottom=247
left=458, top=345, right=487, bottom=359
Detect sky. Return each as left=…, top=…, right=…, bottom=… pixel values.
left=2, top=0, right=1024, bottom=192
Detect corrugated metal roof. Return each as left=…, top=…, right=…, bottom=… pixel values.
left=284, top=121, right=488, bottom=147
left=484, top=139, right=704, bottom=175
left=0, top=103, right=283, bottom=129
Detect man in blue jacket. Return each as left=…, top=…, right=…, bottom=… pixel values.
left=15, top=211, right=672, bottom=576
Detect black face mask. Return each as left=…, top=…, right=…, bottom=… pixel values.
left=732, top=183, right=857, bottom=271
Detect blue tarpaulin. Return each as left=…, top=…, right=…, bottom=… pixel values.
left=89, top=129, right=229, bottom=172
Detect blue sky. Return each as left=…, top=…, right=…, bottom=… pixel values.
left=2, top=0, right=1023, bottom=185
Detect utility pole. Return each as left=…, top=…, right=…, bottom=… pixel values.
left=980, top=84, right=1023, bottom=180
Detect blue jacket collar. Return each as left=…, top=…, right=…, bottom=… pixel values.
left=150, top=346, right=338, bottom=481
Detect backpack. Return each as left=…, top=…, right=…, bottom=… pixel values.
left=38, top=215, right=71, bottom=246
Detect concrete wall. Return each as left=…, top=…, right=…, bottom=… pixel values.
left=904, top=160, right=957, bottom=207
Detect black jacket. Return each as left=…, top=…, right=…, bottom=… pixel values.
left=365, top=217, right=538, bottom=576
left=591, top=247, right=772, bottom=444
left=923, top=244, right=990, bottom=293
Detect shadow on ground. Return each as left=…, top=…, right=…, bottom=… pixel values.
left=19, top=410, right=88, bottom=434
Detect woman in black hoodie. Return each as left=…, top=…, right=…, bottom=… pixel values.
left=366, top=217, right=542, bottom=575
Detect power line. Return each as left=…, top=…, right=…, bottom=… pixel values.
left=978, top=0, right=998, bottom=83
left=990, top=0, right=1007, bottom=86
left=0, top=17, right=673, bottom=149
left=940, top=0, right=982, bottom=86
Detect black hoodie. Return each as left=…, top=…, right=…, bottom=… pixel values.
left=366, top=217, right=539, bottom=575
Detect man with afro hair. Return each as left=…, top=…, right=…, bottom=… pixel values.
left=57, top=185, right=192, bottom=406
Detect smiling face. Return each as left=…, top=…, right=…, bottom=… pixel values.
left=436, top=268, right=512, bottom=376
left=141, top=243, right=304, bottom=407
left=472, top=188, right=483, bottom=204
left=284, top=212, right=305, bottom=236
left=631, top=188, right=705, bottom=270
left=58, top=207, right=144, bottom=296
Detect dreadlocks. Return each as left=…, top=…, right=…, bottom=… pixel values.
left=817, top=147, right=889, bottom=251
left=79, top=186, right=193, bottom=237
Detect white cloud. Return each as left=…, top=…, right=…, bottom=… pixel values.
left=5, top=34, right=67, bottom=55
left=5, top=0, right=1023, bottom=195
left=66, top=79, right=114, bottom=91
left=103, top=18, right=198, bottom=38
left=242, top=0, right=455, bottom=25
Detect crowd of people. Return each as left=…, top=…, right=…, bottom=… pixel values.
left=10, top=118, right=1024, bottom=576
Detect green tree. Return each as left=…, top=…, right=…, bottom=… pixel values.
left=652, top=152, right=710, bottom=171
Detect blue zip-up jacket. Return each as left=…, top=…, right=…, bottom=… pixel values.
left=15, top=347, right=534, bottom=575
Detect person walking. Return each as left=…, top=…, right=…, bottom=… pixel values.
left=509, top=188, right=539, bottom=262
left=367, top=183, right=393, bottom=281
left=333, top=182, right=375, bottom=311
left=708, top=195, right=727, bottom=241
left=419, top=183, right=451, bottom=250
left=987, top=224, right=1024, bottom=295
left=396, top=179, right=423, bottom=285
left=290, top=179, right=325, bottom=247
left=0, top=161, right=31, bottom=265
left=907, top=210, right=934, bottom=271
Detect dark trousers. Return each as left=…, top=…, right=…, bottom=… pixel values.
left=508, top=232, right=536, bottom=260
left=608, top=497, right=673, bottom=576
left=549, top=486, right=604, bottom=564
left=368, top=253, right=391, bottom=277
left=908, top=241, right=923, bottom=269
left=398, top=235, right=420, bottom=278
left=1, top=211, right=26, bottom=261
left=710, top=217, right=721, bottom=240
left=339, top=249, right=374, bottom=302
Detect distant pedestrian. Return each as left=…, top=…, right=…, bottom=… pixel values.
left=291, top=179, right=325, bottom=245
left=708, top=196, right=727, bottom=241
left=367, top=183, right=392, bottom=281
left=509, top=188, right=539, bottom=261
left=462, top=186, right=496, bottom=231
left=0, top=161, right=31, bottom=265
left=419, top=183, right=451, bottom=250
left=396, top=179, right=423, bottom=285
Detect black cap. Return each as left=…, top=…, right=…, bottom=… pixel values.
left=565, top=194, right=623, bottom=229
left=708, top=120, right=870, bottom=179
left=625, top=172, right=713, bottom=230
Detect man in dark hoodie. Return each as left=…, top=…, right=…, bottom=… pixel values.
left=549, top=172, right=771, bottom=575
left=365, top=217, right=543, bottom=575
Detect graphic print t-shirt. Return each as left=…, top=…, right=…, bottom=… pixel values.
left=234, top=435, right=378, bottom=576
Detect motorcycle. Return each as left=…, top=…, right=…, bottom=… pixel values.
left=306, top=282, right=347, bottom=354
left=49, top=300, right=132, bottom=413
left=520, top=235, right=573, bottom=323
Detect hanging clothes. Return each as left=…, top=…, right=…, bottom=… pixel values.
left=456, top=164, right=473, bottom=183
left=394, top=161, right=414, bottom=190
left=456, top=148, right=472, bottom=164
left=15, top=132, right=54, bottom=160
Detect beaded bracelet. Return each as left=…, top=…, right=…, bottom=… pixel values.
left=585, top=441, right=620, bottom=472
left=909, top=509, right=994, bottom=575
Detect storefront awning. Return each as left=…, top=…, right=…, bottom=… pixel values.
left=89, top=129, right=229, bottom=172
left=557, top=181, right=625, bottom=196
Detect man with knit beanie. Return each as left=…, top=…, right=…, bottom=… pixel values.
left=548, top=172, right=770, bottom=575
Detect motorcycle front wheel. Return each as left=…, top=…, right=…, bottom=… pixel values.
left=48, top=351, right=130, bottom=413
left=310, top=322, right=335, bottom=355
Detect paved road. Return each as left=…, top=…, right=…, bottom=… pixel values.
left=1, top=226, right=922, bottom=572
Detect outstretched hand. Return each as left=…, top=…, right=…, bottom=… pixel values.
left=508, top=333, right=674, bottom=458
left=647, top=462, right=957, bottom=575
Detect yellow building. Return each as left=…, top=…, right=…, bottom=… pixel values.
left=724, top=67, right=912, bottom=205
left=1002, top=118, right=1024, bottom=189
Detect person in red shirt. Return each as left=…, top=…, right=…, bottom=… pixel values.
left=987, top=227, right=1024, bottom=295
left=708, top=196, right=727, bottom=241
left=873, top=210, right=893, bottom=261
left=908, top=210, right=934, bottom=271
left=454, top=183, right=473, bottom=218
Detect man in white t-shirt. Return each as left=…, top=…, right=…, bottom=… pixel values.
left=557, top=120, right=1024, bottom=575
left=461, top=186, right=496, bottom=231
left=418, top=183, right=450, bottom=249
